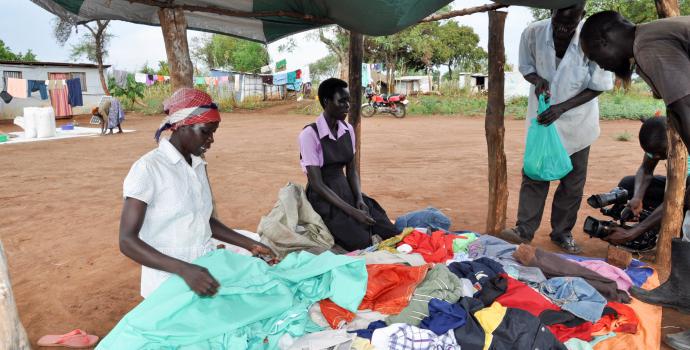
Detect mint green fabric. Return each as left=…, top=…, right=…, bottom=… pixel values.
left=97, top=250, right=367, bottom=350
left=452, top=233, right=478, bottom=253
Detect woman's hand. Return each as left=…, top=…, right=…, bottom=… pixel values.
left=356, top=199, right=369, bottom=213
left=349, top=207, right=376, bottom=225
left=178, top=263, right=220, bottom=297
left=250, top=243, right=280, bottom=265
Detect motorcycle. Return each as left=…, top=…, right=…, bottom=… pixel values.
left=361, top=92, right=408, bottom=118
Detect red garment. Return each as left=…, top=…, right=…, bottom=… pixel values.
left=319, top=264, right=430, bottom=328
left=548, top=322, right=594, bottom=342
left=296, top=69, right=302, bottom=79
left=400, top=230, right=456, bottom=263
left=591, top=302, right=639, bottom=335
left=495, top=276, right=560, bottom=317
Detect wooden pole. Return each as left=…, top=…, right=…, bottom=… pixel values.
left=655, top=0, right=681, bottom=17
left=348, top=31, right=364, bottom=174
left=0, top=240, right=31, bottom=350
left=485, top=10, right=509, bottom=235
left=158, top=7, right=194, bottom=90
left=654, top=0, right=683, bottom=278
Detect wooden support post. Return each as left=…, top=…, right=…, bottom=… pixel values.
left=348, top=31, right=364, bottom=174
left=158, top=7, right=194, bottom=90
left=655, top=0, right=680, bottom=17
left=655, top=0, right=682, bottom=278
left=0, top=240, right=30, bottom=349
left=485, top=10, right=509, bottom=235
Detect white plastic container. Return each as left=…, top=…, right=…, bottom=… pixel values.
left=35, top=107, right=56, bottom=138
left=13, top=108, right=37, bottom=139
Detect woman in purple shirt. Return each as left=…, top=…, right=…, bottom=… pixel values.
left=298, top=78, right=398, bottom=251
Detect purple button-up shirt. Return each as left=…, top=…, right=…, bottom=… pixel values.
left=298, top=114, right=356, bottom=173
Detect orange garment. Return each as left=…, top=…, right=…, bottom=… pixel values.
left=591, top=302, right=639, bottom=336
left=400, top=230, right=456, bottom=263
left=319, top=264, right=430, bottom=328
left=157, top=75, right=165, bottom=82
left=593, top=271, right=661, bottom=350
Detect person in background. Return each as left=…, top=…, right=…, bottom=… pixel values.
left=298, top=78, right=398, bottom=251
left=96, top=96, right=125, bottom=135
left=580, top=12, right=690, bottom=348
left=498, top=1, right=614, bottom=254
left=119, top=88, right=275, bottom=298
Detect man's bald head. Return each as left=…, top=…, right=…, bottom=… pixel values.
left=580, top=11, right=637, bottom=83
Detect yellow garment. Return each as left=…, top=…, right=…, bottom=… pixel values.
left=377, top=227, right=414, bottom=252
left=474, top=301, right=508, bottom=350
left=352, top=337, right=376, bottom=350
left=593, top=270, right=662, bottom=350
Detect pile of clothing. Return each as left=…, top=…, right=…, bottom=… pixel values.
left=97, top=208, right=662, bottom=350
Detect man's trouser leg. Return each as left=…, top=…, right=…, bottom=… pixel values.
left=550, top=147, right=590, bottom=241
left=516, top=172, right=550, bottom=241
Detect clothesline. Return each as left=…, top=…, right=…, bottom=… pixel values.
left=2, top=77, right=83, bottom=118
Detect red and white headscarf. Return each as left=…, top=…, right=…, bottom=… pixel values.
left=154, top=88, right=221, bottom=141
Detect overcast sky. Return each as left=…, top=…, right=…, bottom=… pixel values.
left=0, top=0, right=534, bottom=72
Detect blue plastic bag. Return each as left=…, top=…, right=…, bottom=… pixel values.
left=523, top=95, right=573, bottom=181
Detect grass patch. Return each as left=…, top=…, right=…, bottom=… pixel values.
left=614, top=131, right=633, bottom=142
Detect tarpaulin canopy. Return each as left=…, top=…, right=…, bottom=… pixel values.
left=31, top=1, right=583, bottom=44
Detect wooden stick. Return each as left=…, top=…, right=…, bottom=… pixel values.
left=348, top=32, right=364, bottom=175
left=485, top=10, right=509, bottom=235
left=654, top=0, right=682, bottom=279
left=420, top=3, right=509, bottom=22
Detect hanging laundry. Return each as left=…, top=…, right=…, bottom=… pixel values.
left=194, top=76, right=205, bottom=85
left=113, top=70, right=128, bottom=87
left=261, top=75, right=273, bottom=85
left=296, top=69, right=302, bottom=79
left=27, top=80, right=48, bottom=100
left=146, top=74, right=154, bottom=86
left=287, top=70, right=297, bottom=84
left=47, top=79, right=65, bottom=90
left=273, top=72, right=288, bottom=85
left=205, top=77, right=212, bottom=86
left=387, top=264, right=466, bottom=326
left=0, top=91, right=12, bottom=104
left=49, top=86, right=72, bottom=118
left=513, top=244, right=630, bottom=303
left=157, top=75, right=165, bottom=82
left=134, top=73, right=147, bottom=84
left=219, top=76, right=229, bottom=84
left=319, top=264, right=430, bottom=329
left=66, top=78, right=83, bottom=107
left=96, top=250, right=367, bottom=350
left=7, top=78, right=28, bottom=98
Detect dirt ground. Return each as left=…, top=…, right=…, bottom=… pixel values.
left=1, top=102, right=688, bottom=348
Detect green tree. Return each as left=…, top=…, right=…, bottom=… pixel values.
left=309, top=54, right=339, bottom=85
left=192, top=34, right=269, bottom=72
left=0, top=39, right=38, bottom=62
left=53, top=18, right=112, bottom=95
left=156, top=60, right=170, bottom=76
left=531, top=0, right=690, bottom=22
left=108, top=74, right=145, bottom=105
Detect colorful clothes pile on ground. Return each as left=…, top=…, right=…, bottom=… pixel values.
left=97, top=208, right=662, bottom=350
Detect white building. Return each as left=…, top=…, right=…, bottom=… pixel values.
left=394, top=76, right=432, bottom=95
left=0, top=60, right=110, bottom=120
left=458, top=71, right=530, bottom=99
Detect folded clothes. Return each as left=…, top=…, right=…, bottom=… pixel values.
left=513, top=244, right=630, bottom=303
